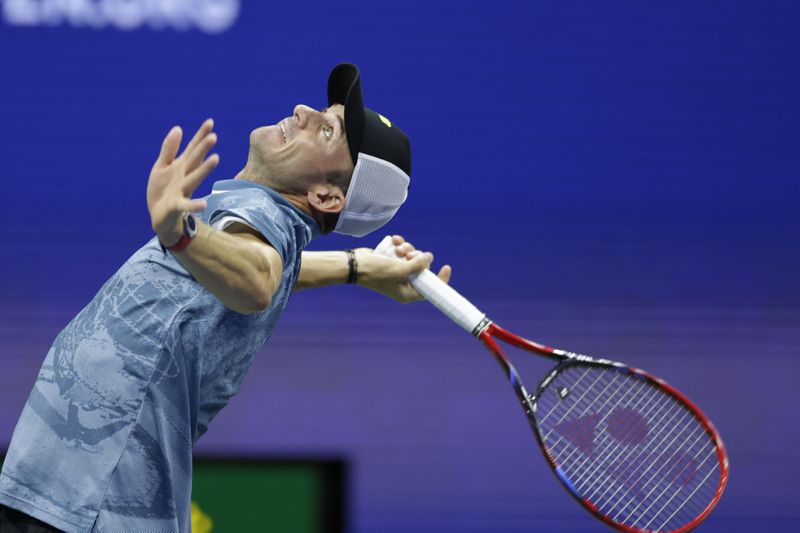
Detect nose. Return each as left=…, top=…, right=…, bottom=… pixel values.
left=293, top=104, right=321, bottom=129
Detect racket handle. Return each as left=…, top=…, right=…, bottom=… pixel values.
left=374, top=236, right=487, bottom=335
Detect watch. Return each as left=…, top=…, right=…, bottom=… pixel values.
left=161, top=213, right=198, bottom=253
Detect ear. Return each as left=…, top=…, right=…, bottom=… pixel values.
left=306, top=183, right=346, bottom=215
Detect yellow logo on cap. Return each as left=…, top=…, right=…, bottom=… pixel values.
left=378, top=114, right=392, bottom=127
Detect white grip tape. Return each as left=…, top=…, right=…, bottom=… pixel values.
left=374, top=236, right=486, bottom=334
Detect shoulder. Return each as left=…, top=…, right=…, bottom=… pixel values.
left=203, top=187, right=294, bottom=262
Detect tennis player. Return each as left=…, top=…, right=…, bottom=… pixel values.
left=0, top=63, right=450, bottom=532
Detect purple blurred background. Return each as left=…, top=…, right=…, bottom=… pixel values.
left=1, top=1, right=798, bottom=531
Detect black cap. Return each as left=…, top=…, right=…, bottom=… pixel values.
left=327, top=63, right=411, bottom=176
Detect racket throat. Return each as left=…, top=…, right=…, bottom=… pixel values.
left=471, top=316, right=492, bottom=337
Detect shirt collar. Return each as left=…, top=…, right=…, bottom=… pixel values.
left=211, top=179, right=321, bottom=239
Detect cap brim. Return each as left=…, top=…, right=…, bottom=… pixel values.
left=328, top=63, right=364, bottom=165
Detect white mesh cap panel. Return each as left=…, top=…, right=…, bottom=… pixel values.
left=334, top=152, right=410, bottom=237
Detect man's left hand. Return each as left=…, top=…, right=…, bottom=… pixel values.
left=147, top=119, right=219, bottom=247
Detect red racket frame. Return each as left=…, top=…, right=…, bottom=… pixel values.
left=477, top=321, right=729, bottom=532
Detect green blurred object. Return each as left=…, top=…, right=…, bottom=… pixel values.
left=191, top=501, right=213, bottom=533
left=191, top=457, right=346, bottom=533
left=0, top=453, right=345, bottom=532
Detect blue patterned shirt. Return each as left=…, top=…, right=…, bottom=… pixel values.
left=0, top=180, right=319, bottom=532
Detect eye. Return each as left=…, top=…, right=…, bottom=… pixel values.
left=323, top=125, right=334, bottom=139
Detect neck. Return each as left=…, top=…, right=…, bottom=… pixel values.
left=233, top=166, right=325, bottom=229
left=280, top=192, right=313, bottom=217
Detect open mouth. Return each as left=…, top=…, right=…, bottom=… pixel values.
left=279, top=121, right=287, bottom=143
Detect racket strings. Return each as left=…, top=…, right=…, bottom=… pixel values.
left=534, top=365, right=722, bottom=532
left=550, top=376, right=649, bottom=475
left=546, top=378, right=717, bottom=531
left=640, top=452, right=719, bottom=531
left=647, top=456, right=720, bottom=531
left=550, top=374, right=688, bottom=512
left=566, top=379, right=665, bottom=490
left=568, top=375, right=717, bottom=530
left=610, top=412, right=717, bottom=528
left=609, top=406, right=709, bottom=505
left=576, top=383, right=691, bottom=495
left=543, top=368, right=661, bottom=480
left=551, top=380, right=714, bottom=531
left=537, top=367, right=622, bottom=451
left=574, top=372, right=717, bottom=531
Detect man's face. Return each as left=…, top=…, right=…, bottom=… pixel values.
left=249, top=103, right=354, bottom=193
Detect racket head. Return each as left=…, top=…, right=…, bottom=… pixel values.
left=527, top=360, right=728, bottom=533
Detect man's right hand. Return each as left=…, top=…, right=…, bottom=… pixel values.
left=147, top=119, right=219, bottom=247
left=354, top=235, right=452, bottom=303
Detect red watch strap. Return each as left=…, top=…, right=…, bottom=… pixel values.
left=165, top=233, right=193, bottom=252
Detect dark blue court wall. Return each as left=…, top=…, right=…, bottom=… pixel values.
left=1, top=1, right=798, bottom=531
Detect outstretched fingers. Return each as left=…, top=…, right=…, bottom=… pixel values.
left=184, top=131, right=218, bottom=178
left=156, top=126, right=183, bottom=167
left=184, top=119, right=214, bottom=160
left=181, top=119, right=219, bottom=193
left=185, top=153, right=220, bottom=194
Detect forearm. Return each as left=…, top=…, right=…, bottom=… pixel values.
left=295, top=250, right=350, bottom=291
left=172, top=222, right=276, bottom=313
left=294, top=237, right=447, bottom=302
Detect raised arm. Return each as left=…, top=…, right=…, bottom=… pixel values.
left=147, top=120, right=282, bottom=315
left=296, top=235, right=452, bottom=303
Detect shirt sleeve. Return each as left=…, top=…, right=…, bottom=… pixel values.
left=211, top=215, right=255, bottom=232
left=202, top=189, right=294, bottom=267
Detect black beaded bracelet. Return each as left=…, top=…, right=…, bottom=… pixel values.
left=345, top=249, right=358, bottom=284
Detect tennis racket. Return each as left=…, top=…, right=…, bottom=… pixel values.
left=375, top=237, right=729, bottom=532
